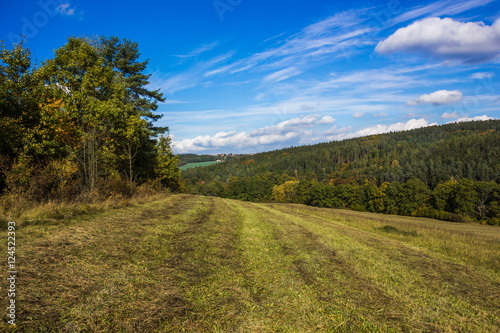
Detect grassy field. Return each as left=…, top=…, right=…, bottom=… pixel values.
left=179, top=161, right=222, bottom=171
left=3, top=194, right=499, bottom=332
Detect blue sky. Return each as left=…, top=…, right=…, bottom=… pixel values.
left=1, top=0, right=500, bottom=154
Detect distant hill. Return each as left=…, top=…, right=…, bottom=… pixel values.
left=182, top=120, right=500, bottom=224
left=178, top=153, right=242, bottom=166
left=178, top=154, right=219, bottom=166
left=184, top=120, right=500, bottom=186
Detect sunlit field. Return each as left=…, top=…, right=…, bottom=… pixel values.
left=5, top=194, right=499, bottom=332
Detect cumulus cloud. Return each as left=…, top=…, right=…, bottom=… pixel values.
left=173, top=114, right=335, bottom=153
left=376, top=17, right=500, bottom=63
left=447, top=115, right=493, bottom=123
left=318, top=115, right=335, bottom=124
left=350, top=119, right=435, bottom=137
left=326, top=119, right=437, bottom=141
left=407, top=90, right=462, bottom=106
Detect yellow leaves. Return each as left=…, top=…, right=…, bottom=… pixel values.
left=272, top=181, right=300, bottom=202
left=242, top=159, right=256, bottom=166
left=39, top=98, right=65, bottom=112
left=50, top=158, right=78, bottom=177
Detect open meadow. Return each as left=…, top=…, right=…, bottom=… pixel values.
left=3, top=194, right=499, bottom=332
left=179, top=161, right=222, bottom=171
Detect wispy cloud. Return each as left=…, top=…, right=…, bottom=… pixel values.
left=57, top=3, right=77, bottom=16
left=263, top=67, right=302, bottom=83
left=162, top=99, right=188, bottom=105
left=470, top=72, right=495, bottom=79
left=389, top=0, right=495, bottom=26
left=374, top=112, right=388, bottom=118
left=204, top=9, right=377, bottom=80
left=174, top=42, right=219, bottom=58
left=150, top=52, right=234, bottom=94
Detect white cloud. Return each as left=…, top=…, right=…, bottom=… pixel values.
left=389, top=0, right=495, bottom=26
left=175, top=42, right=219, bottom=58
left=352, top=119, right=435, bottom=137
left=376, top=17, right=500, bottom=63
left=162, top=99, right=188, bottom=105
left=173, top=114, right=335, bottom=153
left=57, top=3, right=75, bottom=16
left=407, top=90, right=463, bottom=106
left=470, top=72, right=495, bottom=79
left=353, top=112, right=364, bottom=118
left=441, top=112, right=459, bottom=119
left=173, top=129, right=298, bottom=153
left=252, top=114, right=334, bottom=135
left=447, top=115, right=493, bottom=123
left=374, top=112, right=387, bottom=118
left=205, top=9, right=376, bottom=79
left=326, top=119, right=437, bottom=141
left=318, top=115, right=335, bottom=124
left=263, top=67, right=302, bottom=83
left=149, top=52, right=233, bottom=94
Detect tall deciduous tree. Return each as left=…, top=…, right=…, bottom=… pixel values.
left=39, top=37, right=128, bottom=191
left=154, top=136, right=181, bottom=191
left=0, top=41, right=44, bottom=193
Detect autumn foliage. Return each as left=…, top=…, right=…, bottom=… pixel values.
left=0, top=37, right=180, bottom=202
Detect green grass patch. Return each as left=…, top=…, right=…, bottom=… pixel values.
left=179, top=161, right=222, bottom=170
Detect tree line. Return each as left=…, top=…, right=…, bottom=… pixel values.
left=0, top=37, right=181, bottom=201
left=183, top=121, right=500, bottom=225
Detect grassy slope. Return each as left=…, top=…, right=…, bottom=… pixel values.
left=179, top=161, right=222, bottom=171
left=4, top=194, right=499, bottom=332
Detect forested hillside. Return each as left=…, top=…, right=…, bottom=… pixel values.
left=0, top=38, right=181, bottom=202
left=183, top=120, right=500, bottom=224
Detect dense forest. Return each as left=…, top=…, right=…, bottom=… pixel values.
left=0, top=37, right=181, bottom=202
left=183, top=120, right=500, bottom=225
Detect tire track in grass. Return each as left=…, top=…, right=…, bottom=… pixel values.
left=273, top=203, right=500, bottom=273
left=260, top=203, right=500, bottom=332
left=227, top=199, right=398, bottom=333
left=236, top=200, right=410, bottom=332
left=226, top=199, right=328, bottom=332
left=16, top=194, right=200, bottom=332
left=159, top=196, right=252, bottom=332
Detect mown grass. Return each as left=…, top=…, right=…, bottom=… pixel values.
left=1, top=195, right=499, bottom=332
left=179, top=161, right=222, bottom=171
